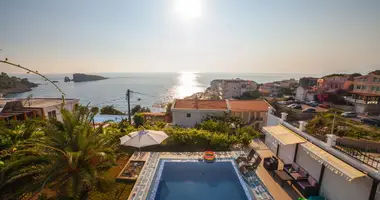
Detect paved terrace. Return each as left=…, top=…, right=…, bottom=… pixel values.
left=232, top=139, right=302, bottom=200
left=126, top=151, right=275, bottom=200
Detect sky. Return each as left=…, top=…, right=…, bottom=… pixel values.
left=1, top=0, right=380, bottom=74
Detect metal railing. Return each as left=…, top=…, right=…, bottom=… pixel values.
left=334, top=141, right=380, bottom=169
left=308, top=132, right=327, bottom=143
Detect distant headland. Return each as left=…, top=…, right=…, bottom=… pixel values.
left=65, top=73, right=108, bottom=82
left=0, top=72, right=38, bottom=96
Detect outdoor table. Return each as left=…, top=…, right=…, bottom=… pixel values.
left=274, top=170, right=293, bottom=187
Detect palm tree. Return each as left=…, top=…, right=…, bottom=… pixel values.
left=0, top=107, right=117, bottom=200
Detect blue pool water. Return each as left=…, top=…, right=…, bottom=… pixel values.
left=151, top=161, right=251, bottom=200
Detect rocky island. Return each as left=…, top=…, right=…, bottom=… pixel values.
left=0, top=72, right=38, bottom=96
left=71, top=73, right=108, bottom=82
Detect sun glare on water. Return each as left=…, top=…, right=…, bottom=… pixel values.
left=174, top=0, right=202, bottom=20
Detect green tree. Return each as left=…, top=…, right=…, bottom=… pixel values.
left=0, top=108, right=117, bottom=200
left=131, top=105, right=150, bottom=115
left=165, top=102, right=172, bottom=114
left=100, top=105, right=124, bottom=115
left=133, top=113, right=144, bottom=127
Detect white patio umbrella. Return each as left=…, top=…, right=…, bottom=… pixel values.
left=119, top=130, right=168, bottom=148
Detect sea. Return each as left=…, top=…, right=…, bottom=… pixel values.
left=5, top=72, right=320, bottom=113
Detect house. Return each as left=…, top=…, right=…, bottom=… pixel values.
left=171, top=99, right=228, bottom=127
left=171, top=99, right=271, bottom=128
left=263, top=109, right=380, bottom=200
left=317, top=75, right=351, bottom=92
left=229, top=100, right=270, bottom=129
left=0, top=98, right=79, bottom=122
left=295, top=86, right=315, bottom=102
left=259, top=79, right=298, bottom=97
left=346, top=71, right=380, bottom=113
left=210, top=79, right=258, bottom=99
left=295, top=77, right=318, bottom=101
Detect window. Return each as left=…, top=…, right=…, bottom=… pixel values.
left=48, top=110, right=57, bottom=119
left=362, top=86, right=367, bottom=90
left=186, top=113, right=191, bottom=118
left=377, top=86, right=380, bottom=91
left=373, top=77, right=378, bottom=83
left=356, top=85, right=361, bottom=90
left=372, top=86, right=376, bottom=91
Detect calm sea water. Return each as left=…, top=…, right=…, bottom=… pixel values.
left=5, top=72, right=317, bottom=112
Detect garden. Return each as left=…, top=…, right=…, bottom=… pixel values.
left=0, top=106, right=259, bottom=200
left=306, top=112, right=380, bottom=141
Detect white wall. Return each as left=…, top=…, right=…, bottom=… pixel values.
left=42, top=101, right=78, bottom=122
left=295, top=146, right=373, bottom=200
left=296, top=87, right=306, bottom=101
left=266, top=113, right=281, bottom=126
left=306, top=93, right=315, bottom=102
left=296, top=147, right=322, bottom=180
left=278, top=144, right=296, bottom=164
left=264, top=134, right=278, bottom=154
left=172, top=109, right=226, bottom=127
left=224, top=82, right=241, bottom=98
left=320, top=169, right=373, bottom=200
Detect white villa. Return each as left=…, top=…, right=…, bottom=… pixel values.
left=0, top=98, right=79, bottom=122
left=210, top=79, right=258, bottom=99
left=263, top=109, right=380, bottom=200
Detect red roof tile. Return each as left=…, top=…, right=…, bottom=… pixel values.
left=173, top=99, right=228, bottom=110
left=229, top=100, right=270, bottom=112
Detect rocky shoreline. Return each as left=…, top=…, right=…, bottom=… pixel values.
left=0, top=72, right=38, bottom=97
left=184, top=87, right=219, bottom=100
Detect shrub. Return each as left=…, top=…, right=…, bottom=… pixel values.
left=133, top=113, right=144, bottom=127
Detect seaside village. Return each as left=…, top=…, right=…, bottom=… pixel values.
left=1, top=71, right=380, bottom=200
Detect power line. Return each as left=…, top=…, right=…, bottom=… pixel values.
left=129, top=90, right=157, bottom=98
left=90, top=96, right=126, bottom=107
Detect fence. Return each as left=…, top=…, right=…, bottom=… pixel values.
left=334, top=141, right=380, bottom=170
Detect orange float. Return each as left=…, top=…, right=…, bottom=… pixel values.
left=203, top=151, right=216, bottom=162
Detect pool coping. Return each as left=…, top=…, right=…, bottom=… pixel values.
left=126, top=151, right=265, bottom=200
left=147, top=158, right=254, bottom=200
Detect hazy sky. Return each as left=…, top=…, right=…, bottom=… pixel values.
left=1, top=0, right=380, bottom=74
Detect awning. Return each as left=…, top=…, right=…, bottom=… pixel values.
left=301, top=142, right=366, bottom=181
left=263, top=125, right=306, bottom=145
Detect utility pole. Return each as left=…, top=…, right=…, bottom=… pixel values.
left=126, top=89, right=131, bottom=124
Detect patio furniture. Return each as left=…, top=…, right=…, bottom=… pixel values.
left=245, top=156, right=262, bottom=171
left=294, top=176, right=318, bottom=198
left=236, top=149, right=257, bottom=164
left=274, top=170, right=293, bottom=187
left=284, top=163, right=308, bottom=180
left=263, top=156, right=278, bottom=171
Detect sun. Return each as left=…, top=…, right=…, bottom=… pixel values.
left=173, top=0, right=202, bottom=20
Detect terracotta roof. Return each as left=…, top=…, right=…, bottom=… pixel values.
left=229, top=100, right=270, bottom=112
left=173, top=99, right=228, bottom=110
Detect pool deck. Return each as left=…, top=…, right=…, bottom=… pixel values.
left=126, top=151, right=274, bottom=200
left=236, top=138, right=302, bottom=200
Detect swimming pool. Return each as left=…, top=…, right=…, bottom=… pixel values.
left=148, top=159, right=253, bottom=200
